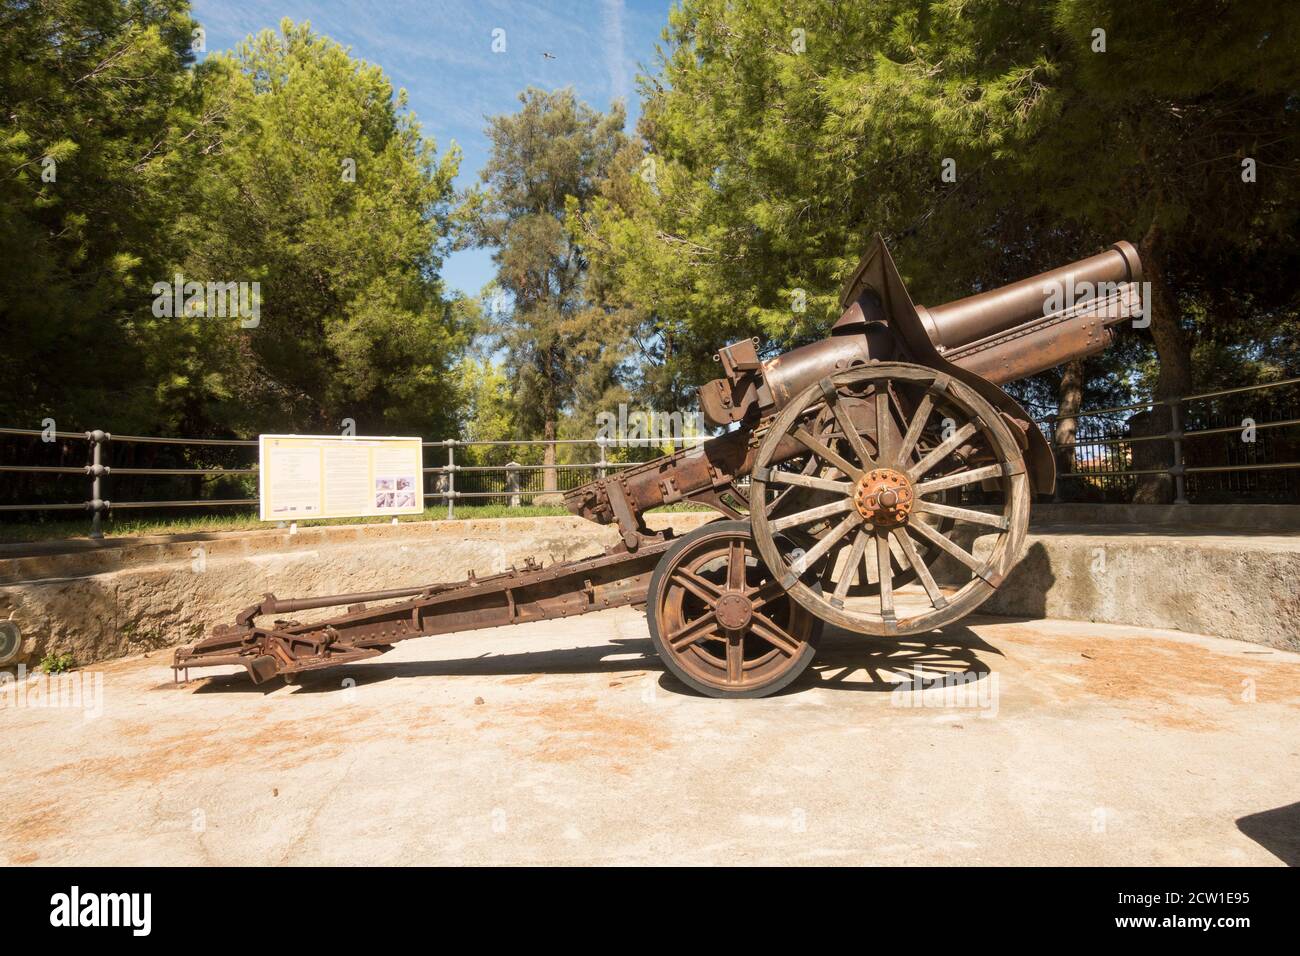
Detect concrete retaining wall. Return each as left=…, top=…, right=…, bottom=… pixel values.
left=1, top=506, right=1296, bottom=668
left=974, top=528, right=1300, bottom=651
left=1029, top=502, right=1300, bottom=531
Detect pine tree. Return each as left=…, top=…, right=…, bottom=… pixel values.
left=461, top=88, right=629, bottom=490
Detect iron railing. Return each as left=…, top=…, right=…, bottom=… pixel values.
left=423, top=436, right=705, bottom=519
left=0, top=430, right=705, bottom=538
left=1034, top=376, right=1300, bottom=504
left=2, top=377, right=1296, bottom=537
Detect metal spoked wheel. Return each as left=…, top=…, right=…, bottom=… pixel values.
left=647, top=520, right=823, bottom=699
left=750, top=363, right=1031, bottom=636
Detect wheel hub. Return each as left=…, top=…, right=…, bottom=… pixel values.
left=854, top=468, right=914, bottom=526
left=714, top=592, right=754, bottom=630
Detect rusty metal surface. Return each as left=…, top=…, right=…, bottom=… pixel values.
left=761, top=336, right=874, bottom=410
left=176, top=236, right=1144, bottom=689
left=929, top=276, right=1143, bottom=387
left=685, top=235, right=1144, bottom=503
left=699, top=338, right=764, bottom=427
left=174, top=541, right=670, bottom=683
left=646, top=520, right=822, bottom=697
left=921, top=241, right=1142, bottom=352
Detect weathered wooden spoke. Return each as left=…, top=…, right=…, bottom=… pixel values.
left=762, top=454, right=823, bottom=516
left=908, top=512, right=983, bottom=571
left=894, top=392, right=934, bottom=468
left=647, top=520, right=823, bottom=699
left=831, top=528, right=872, bottom=606
left=875, top=388, right=894, bottom=465
left=913, top=499, right=1010, bottom=530
left=875, top=528, right=895, bottom=620
left=769, top=497, right=855, bottom=533
left=766, top=469, right=855, bottom=496
left=891, top=527, right=948, bottom=609
left=907, top=421, right=978, bottom=481
left=749, top=363, right=1031, bottom=637
left=789, top=511, right=861, bottom=577
left=913, top=464, right=1004, bottom=497
left=824, top=384, right=877, bottom=470
left=791, top=426, right=863, bottom=480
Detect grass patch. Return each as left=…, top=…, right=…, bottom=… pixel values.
left=0, top=501, right=711, bottom=544
left=40, top=650, right=75, bottom=673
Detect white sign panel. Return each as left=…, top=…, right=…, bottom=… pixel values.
left=258, top=434, right=423, bottom=521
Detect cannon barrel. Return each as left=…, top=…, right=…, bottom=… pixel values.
left=916, top=241, right=1143, bottom=352
left=919, top=241, right=1145, bottom=385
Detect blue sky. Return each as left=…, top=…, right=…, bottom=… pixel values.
left=191, top=0, right=675, bottom=296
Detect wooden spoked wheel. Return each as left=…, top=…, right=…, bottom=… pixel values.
left=742, top=398, right=961, bottom=596
left=648, top=520, right=823, bottom=698
left=749, top=363, right=1031, bottom=636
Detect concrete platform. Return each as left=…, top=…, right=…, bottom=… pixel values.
left=2, top=609, right=1296, bottom=866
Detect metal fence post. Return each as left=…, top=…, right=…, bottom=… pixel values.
left=597, top=436, right=608, bottom=480
left=505, top=460, right=521, bottom=508
left=445, top=438, right=456, bottom=519
left=1168, top=400, right=1188, bottom=504
left=1046, top=416, right=1063, bottom=503
left=84, top=429, right=110, bottom=539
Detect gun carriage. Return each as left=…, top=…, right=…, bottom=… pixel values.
left=174, top=237, right=1144, bottom=697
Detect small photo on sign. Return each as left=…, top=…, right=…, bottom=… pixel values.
left=375, top=476, right=399, bottom=509
left=395, top=476, right=417, bottom=508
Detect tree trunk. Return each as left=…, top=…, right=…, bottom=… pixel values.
left=542, top=417, right=557, bottom=493
left=1053, top=359, right=1084, bottom=502
left=1132, top=222, right=1194, bottom=503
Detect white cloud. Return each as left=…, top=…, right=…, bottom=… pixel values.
left=601, top=0, right=628, bottom=104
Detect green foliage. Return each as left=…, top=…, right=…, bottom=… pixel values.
left=582, top=0, right=1300, bottom=411
left=460, top=88, right=632, bottom=453
left=5, top=0, right=1296, bottom=527
left=0, top=0, right=213, bottom=432
left=0, top=10, right=468, bottom=444
left=40, top=650, right=74, bottom=674
left=181, top=21, right=467, bottom=437
left=454, top=355, right=518, bottom=465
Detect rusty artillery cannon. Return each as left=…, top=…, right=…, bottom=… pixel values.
left=174, top=236, right=1144, bottom=697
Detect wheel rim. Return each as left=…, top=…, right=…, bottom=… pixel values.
left=750, top=363, right=1031, bottom=636
left=654, top=527, right=819, bottom=694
